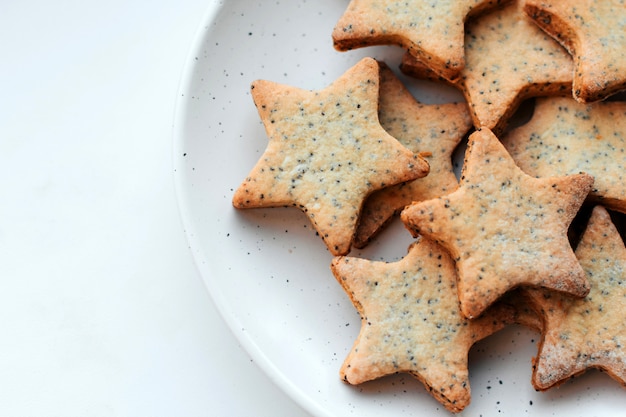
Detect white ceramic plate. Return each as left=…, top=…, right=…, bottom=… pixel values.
left=173, top=1, right=626, bottom=415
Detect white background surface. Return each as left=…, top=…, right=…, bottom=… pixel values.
left=0, top=1, right=309, bottom=416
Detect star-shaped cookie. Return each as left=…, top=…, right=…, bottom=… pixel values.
left=354, top=63, right=472, bottom=248
left=400, top=0, right=574, bottom=135
left=524, top=205, right=626, bottom=390
left=501, top=96, right=626, bottom=214
left=401, top=128, right=594, bottom=319
left=332, top=0, right=505, bottom=81
left=232, top=57, right=429, bottom=256
left=525, top=0, right=626, bottom=102
left=331, top=236, right=516, bottom=412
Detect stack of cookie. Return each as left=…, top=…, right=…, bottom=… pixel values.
left=233, top=0, right=626, bottom=413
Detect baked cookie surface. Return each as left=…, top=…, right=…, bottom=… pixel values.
left=233, top=57, right=429, bottom=255
left=502, top=96, right=626, bottom=213
left=401, top=128, right=593, bottom=319
left=332, top=0, right=506, bottom=81
left=525, top=0, right=626, bottom=102
left=400, top=0, right=573, bottom=134
left=354, top=63, right=472, bottom=248
left=331, top=236, right=515, bottom=412
left=525, top=205, right=626, bottom=390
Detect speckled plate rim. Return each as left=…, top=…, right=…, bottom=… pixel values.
left=171, top=2, right=328, bottom=416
